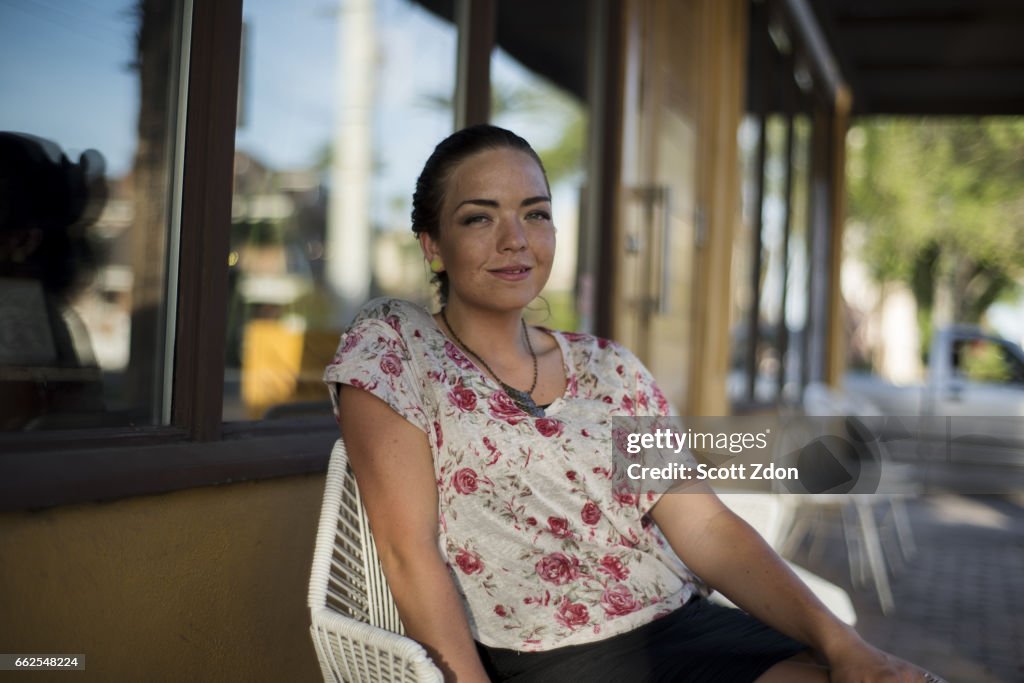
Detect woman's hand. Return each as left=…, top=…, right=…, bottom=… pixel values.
left=825, top=638, right=947, bottom=683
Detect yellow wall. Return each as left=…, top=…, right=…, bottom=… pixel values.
left=0, top=475, right=325, bottom=682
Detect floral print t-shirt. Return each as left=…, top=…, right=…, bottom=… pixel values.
left=323, top=298, right=706, bottom=651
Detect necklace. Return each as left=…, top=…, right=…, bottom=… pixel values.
left=440, top=307, right=544, bottom=417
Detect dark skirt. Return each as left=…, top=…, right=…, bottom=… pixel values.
left=475, top=596, right=809, bottom=683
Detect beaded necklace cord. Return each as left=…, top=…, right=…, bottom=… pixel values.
left=440, top=307, right=545, bottom=417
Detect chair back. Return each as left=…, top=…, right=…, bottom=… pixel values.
left=309, top=438, right=404, bottom=630
left=309, top=438, right=442, bottom=682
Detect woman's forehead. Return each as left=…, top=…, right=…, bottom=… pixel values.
left=444, top=148, right=548, bottom=203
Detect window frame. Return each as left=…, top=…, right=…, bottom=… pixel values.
left=0, top=0, right=337, bottom=513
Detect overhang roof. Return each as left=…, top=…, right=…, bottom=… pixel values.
left=808, top=0, right=1024, bottom=115
left=413, top=0, right=588, bottom=101
left=414, top=0, right=1024, bottom=117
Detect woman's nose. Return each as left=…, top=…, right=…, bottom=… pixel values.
left=498, top=216, right=528, bottom=251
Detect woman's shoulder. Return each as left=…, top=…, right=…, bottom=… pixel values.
left=349, top=297, right=435, bottom=335
left=547, top=328, right=639, bottom=366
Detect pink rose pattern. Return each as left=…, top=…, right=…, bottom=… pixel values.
left=322, top=299, right=703, bottom=651
left=455, top=548, right=485, bottom=574
left=453, top=467, right=479, bottom=494
left=580, top=501, right=602, bottom=526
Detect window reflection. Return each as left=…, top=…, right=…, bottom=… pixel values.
left=491, top=1, right=589, bottom=332
left=786, top=114, right=812, bottom=391
left=0, top=0, right=183, bottom=430
left=753, top=114, right=790, bottom=402
left=954, top=339, right=1024, bottom=384
left=730, top=115, right=760, bottom=404
left=226, top=0, right=456, bottom=420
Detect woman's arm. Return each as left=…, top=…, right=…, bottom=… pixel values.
left=339, top=385, right=490, bottom=683
left=649, top=489, right=930, bottom=682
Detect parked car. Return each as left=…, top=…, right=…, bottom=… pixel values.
left=844, top=326, right=1024, bottom=462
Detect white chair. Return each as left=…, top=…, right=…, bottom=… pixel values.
left=308, top=438, right=444, bottom=683
left=798, top=383, right=919, bottom=615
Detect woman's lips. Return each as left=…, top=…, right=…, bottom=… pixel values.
left=489, top=267, right=532, bottom=281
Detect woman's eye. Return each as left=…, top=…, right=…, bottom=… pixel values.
left=461, top=214, right=490, bottom=225
left=526, top=210, right=551, bottom=221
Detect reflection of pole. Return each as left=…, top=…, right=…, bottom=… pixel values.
left=327, top=0, right=375, bottom=326
left=128, top=0, right=175, bottom=422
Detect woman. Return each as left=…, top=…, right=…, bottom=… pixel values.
left=324, top=125, right=942, bottom=682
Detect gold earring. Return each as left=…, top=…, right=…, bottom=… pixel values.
left=429, top=256, right=444, bottom=273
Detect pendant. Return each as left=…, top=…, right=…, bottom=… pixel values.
left=504, top=385, right=545, bottom=417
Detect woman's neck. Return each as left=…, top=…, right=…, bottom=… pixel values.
left=439, top=301, right=530, bottom=364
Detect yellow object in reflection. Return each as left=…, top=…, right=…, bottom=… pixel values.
left=241, top=320, right=340, bottom=420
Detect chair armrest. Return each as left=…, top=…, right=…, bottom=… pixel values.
left=310, top=607, right=444, bottom=683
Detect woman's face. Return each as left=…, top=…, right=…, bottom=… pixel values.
left=422, top=147, right=555, bottom=314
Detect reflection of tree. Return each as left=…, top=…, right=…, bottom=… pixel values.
left=848, top=119, right=1024, bottom=348
left=961, top=341, right=1011, bottom=383
left=126, top=0, right=176, bottom=421
left=419, top=81, right=586, bottom=185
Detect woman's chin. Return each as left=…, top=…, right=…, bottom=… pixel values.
left=454, top=290, right=544, bottom=314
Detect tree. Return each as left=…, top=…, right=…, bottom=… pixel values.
left=846, top=118, right=1024, bottom=346
left=418, top=80, right=586, bottom=186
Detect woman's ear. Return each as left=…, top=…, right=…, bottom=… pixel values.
left=418, top=232, right=444, bottom=272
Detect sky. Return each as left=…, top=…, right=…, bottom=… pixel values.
left=1, top=0, right=139, bottom=174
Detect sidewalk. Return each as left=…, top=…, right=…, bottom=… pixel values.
left=784, top=492, right=1024, bottom=683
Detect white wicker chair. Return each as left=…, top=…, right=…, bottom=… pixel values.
left=309, top=438, right=444, bottom=683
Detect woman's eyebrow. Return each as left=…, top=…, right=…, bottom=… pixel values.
left=453, top=195, right=551, bottom=211
left=454, top=198, right=499, bottom=210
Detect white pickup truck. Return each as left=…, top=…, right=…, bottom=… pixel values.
left=845, top=325, right=1024, bottom=417
left=843, top=326, right=1024, bottom=463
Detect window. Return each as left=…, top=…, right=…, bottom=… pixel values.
left=1, top=0, right=186, bottom=431
left=954, top=338, right=1024, bottom=384
left=225, top=0, right=457, bottom=422
left=729, top=0, right=825, bottom=410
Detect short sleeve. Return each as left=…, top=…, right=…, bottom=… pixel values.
left=608, top=341, right=674, bottom=418
left=612, top=344, right=697, bottom=517
left=322, top=316, right=430, bottom=434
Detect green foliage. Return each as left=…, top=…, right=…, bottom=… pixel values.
left=847, top=118, right=1024, bottom=325
left=960, top=341, right=1012, bottom=383
left=418, top=79, right=586, bottom=187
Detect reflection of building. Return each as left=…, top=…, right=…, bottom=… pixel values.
left=5, top=1, right=1024, bottom=680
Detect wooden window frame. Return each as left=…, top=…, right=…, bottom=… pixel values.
left=0, top=0, right=337, bottom=512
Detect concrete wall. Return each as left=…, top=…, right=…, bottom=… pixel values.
left=0, top=475, right=325, bottom=682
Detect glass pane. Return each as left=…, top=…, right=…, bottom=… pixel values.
left=954, top=339, right=1024, bottom=384
left=729, top=115, right=761, bottom=405
left=0, top=0, right=183, bottom=430
left=491, top=0, right=589, bottom=333
left=786, top=112, right=812, bottom=392
left=753, top=113, right=790, bottom=402
left=226, top=0, right=456, bottom=421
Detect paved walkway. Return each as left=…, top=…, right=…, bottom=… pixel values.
left=784, top=492, right=1024, bottom=683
